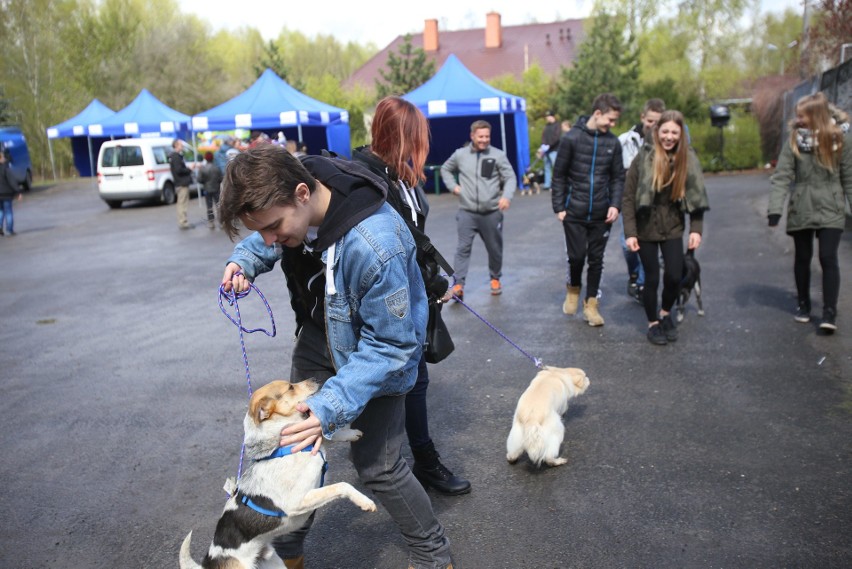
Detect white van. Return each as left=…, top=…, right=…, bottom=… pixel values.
left=96, top=137, right=200, bottom=209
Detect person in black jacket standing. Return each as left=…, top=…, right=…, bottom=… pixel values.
left=552, top=93, right=625, bottom=326
left=168, top=139, right=194, bottom=230
left=0, top=149, right=22, bottom=236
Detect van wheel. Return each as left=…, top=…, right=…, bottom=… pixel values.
left=105, top=200, right=122, bottom=209
left=161, top=182, right=176, bottom=205
left=23, top=170, right=32, bottom=192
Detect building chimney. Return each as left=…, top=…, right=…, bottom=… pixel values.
left=485, top=12, right=502, bottom=49
left=424, top=19, right=439, bottom=52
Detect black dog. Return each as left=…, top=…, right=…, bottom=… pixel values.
left=676, top=249, right=703, bottom=322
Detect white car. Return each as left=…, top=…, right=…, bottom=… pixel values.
left=96, top=137, right=201, bottom=209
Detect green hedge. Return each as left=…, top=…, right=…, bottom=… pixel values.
left=690, top=112, right=762, bottom=172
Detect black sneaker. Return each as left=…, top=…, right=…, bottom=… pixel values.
left=819, top=308, right=837, bottom=333
left=661, top=314, right=678, bottom=342
left=794, top=302, right=811, bottom=323
left=647, top=323, right=667, bottom=345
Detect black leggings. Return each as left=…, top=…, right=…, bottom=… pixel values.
left=791, top=228, right=842, bottom=310
left=638, top=239, right=684, bottom=322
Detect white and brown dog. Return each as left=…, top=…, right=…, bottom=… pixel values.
left=506, top=366, right=590, bottom=468
left=180, top=380, right=376, bottom=569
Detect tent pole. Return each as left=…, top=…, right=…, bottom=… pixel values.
left=499, top=111, right=507, bottom=153
left=87, top=136, right=95, bottom=185
left=48, top=139, right=57, bottom=181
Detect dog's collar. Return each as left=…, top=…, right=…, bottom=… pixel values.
left=256, top=443, right=317, bottom=461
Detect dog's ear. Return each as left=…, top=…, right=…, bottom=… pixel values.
left=255, top=396, right=277, bottom=423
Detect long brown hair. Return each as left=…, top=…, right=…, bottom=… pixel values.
left=651, top=110, right=688, bottom=201
left=370, top=97, right=430, bottom=187
left=790, top=92, right=844, bottom=171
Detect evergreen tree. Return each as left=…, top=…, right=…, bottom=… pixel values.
left=554, top=12, right=640, bottom=122
left=375, top=35, right=435, bottom=99
left=255, top=39, right=300, bottom=89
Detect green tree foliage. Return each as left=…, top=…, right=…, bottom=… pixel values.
left=375, top=35, right=435, bottom=100
left=0, top=87, right=17, bottom=125
left=640, top=77, right=703, bottom=122
left=254, top=39, right=294, bottom=85
left=490, top=64, right=558, bottom=160
left=555, top=11, right=640, bottom=121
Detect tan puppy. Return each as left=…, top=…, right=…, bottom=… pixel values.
left=506, top=366, right=590, bottom=467
left=180, top=380, right=376, bottom=569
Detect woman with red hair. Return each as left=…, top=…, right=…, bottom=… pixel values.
left=354, top=97, right=471, bottom=496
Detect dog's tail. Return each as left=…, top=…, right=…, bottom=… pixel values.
left=522, top=425, right=549, bottom=467
left=179, top=531, right=203, bottom=569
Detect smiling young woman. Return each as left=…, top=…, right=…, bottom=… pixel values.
left=622, top=110, right=710, bottom=345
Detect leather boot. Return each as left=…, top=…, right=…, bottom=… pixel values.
left=411, top=443, right=471, bottom=495
left=563, top=285, right=581, bottom=315
left=582, top=297, right=605, bottom=326
left=284, top=556, right=305, bottom=569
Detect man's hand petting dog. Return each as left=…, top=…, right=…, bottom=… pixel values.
left=280, top=402, right=323, bottom=454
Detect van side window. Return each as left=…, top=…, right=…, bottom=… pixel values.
left=153, top=147, right=168, bottom=165
left=121, top=146, right=144, bottom=167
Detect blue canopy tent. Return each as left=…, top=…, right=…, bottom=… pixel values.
left=89, top=89, right=191, bottom=139
left=191, top=69, right=351, bottom=158
left=403, top=54, right=530, bottom=192
left=46, top=99, right=116, bottom=177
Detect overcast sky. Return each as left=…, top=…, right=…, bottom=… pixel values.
left=177, top=0, right=805, bottom=47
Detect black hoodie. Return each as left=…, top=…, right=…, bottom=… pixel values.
left=278, top=155, right=388, bottom=331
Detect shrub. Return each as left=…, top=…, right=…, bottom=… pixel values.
left=690, top=112, right=762, bottom=172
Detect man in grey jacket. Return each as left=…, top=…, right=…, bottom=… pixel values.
left=441, top=120, right=517, bottom=300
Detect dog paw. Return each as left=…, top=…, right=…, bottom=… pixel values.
left=506, top=454, right=520, bottom=464
left=545, top=457, right=568, bottom=467
left=333, top=427, right=363, bottom=442
left=358, top=498, right=377, bottom=512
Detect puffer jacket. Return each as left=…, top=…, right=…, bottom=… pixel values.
left=551, top=116, right=625, bottom=221
left=622, top=144, right=709, bottom=242
left=769, top=118, right=852, bottom=234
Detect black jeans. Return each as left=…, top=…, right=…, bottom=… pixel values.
left=791, top=228, right=842, bottom=311
left=637, top=238, right=684, bottom=322
left=562, top=218, right=612, bottom=298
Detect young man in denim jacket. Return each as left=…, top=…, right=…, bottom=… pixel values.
left=219, top=145, right=454, bottom=569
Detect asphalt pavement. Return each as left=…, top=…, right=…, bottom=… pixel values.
left=1, top=172, right=850, bottom=568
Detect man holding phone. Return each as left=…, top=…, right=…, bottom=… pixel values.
left=441, top=120, right=517, bottom=300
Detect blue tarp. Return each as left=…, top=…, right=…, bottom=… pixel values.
left=91, top=89, right=190, bottom=138
left=192, top=69, right=351, bottom=158
left=403, top=54, right=530, bottom=189
left=46, top=99, right=116, bottom=177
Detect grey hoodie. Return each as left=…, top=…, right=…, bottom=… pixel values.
left=441, top=144, right=517, bottom=213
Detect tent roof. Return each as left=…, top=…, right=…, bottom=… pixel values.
left=90, top=89, right=190, bottom=137
left=191, top=68, right=349, bottom=131
left=403, top=54, right=526, bottom=118
left=47, top=99, right=116, bottom=139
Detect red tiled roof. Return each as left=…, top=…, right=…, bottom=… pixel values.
left=345, top=18, right=586, bottom=90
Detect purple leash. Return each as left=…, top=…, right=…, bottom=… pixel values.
left=447, top=293, right=543, bottom=369
left=218, top=275, right=277, bottom=490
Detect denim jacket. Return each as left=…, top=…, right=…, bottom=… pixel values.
left=227, top=203, right=427, bottom=438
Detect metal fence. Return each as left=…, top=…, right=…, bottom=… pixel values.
left=782, top=58, right=852, bottom=128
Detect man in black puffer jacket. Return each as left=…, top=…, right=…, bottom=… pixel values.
left=552, top=93, right=625, bottom=326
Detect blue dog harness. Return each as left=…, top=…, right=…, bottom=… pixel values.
left=238, top=444, right=328, bottom=518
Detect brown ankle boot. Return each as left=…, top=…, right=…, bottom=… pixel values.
left=563, top=285, right=581, bottom=315
left=583, top=297, right=605, bottom=326
left=284, top=556, right=305, bottom=569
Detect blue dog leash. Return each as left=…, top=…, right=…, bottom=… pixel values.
left=218, top=275, right=277, bottom=488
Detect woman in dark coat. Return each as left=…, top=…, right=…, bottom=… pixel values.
left=0, top=150, right=22, bottom=236
left=623, top=110, right=709, bottom=345
left=768, top=92, right=851, bottom=333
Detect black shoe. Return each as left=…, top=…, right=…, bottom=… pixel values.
left=647, top=323, right=667, bottom=345
left=411, top=444, right=471, bottom=496
left=819, top=308, right=837, bottom=333
left=794, top=301, right=811, bottom=323
left=660, top=314, right=678, bottom=342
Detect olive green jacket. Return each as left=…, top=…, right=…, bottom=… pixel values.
left=769, top=131, right=852, bottom=234
left=622, top=145, right=709, bottom=242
